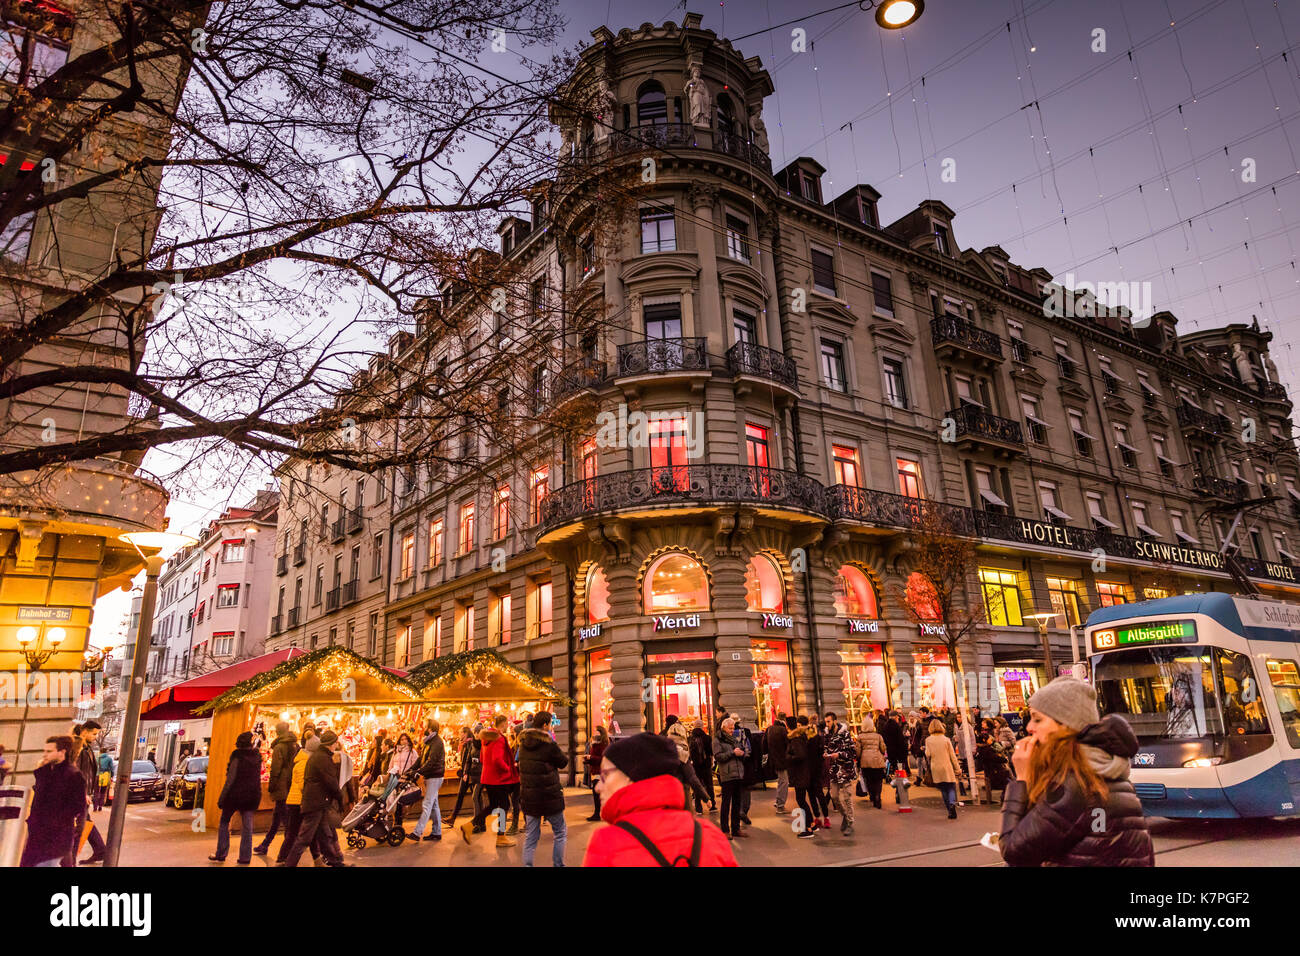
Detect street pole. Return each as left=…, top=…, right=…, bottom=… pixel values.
left=1039, top=621, right=1053, bottom=678
left=103, top=553, right=163, bottom=868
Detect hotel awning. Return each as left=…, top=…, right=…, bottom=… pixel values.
left=1135, top=522, right=1162, bottom=538
left=1044, top=505, right=1072, bottom=522
left=1091, top=514, right=1119, bottom=530
left=1175, top=530, right=1200, bottom=545
left=979, top=487, right=1009, bottom=508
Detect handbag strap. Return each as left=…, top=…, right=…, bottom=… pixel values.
left=614, top=819, right=701, bottom=867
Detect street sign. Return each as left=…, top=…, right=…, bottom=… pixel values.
left=16, top=606, right=73, bottom=621
left=137, top=737, right=146, bottom=744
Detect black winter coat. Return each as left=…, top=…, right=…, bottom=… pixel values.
left=459, top=737, right=482, bottom=783
left=785, top=727, right=813, bottom=788
left=300, top=747, right=343, bottom=814
left=20, top=759, right=85, bottom=866
left=516, top=728, right=567, bottom=817
left=218, top=745, right=263, bottom=812
left=881, top=719, right=908, bottom=762
left=416, top=733, right=445, bottom=779
left=267, top=732, right=297, bottom=802
left=999, top=716, right=1154, bottom=867
left=764, top=722, right=789, bottom=772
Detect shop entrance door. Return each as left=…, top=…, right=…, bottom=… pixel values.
left=652, top=670, right=714, bottom=734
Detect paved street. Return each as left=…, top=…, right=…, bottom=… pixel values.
left=89, top=784, right=1300, bottom=867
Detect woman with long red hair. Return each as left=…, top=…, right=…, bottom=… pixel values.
left=999, top=677, right=1154, bottom=867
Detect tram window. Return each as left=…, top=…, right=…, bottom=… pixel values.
left=1265, top=659, right=1300, bottom=747
left=1093, top=647, right=1223, bottom=740
left=1216, top=649, right=1270, bottom=736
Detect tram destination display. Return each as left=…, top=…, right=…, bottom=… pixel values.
left=1091, top=619, right=1197, bottom=652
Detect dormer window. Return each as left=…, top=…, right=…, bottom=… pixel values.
left=932, top=221, right=953, bottom=256
left=798, top=168, right=822, bottom=203
left=501, top=231, right=514, bottom=256
left=858, top=195, right=879, bottom=228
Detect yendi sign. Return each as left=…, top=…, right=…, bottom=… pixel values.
left=653, top=613, right=701, bottom=631
left=761, top=613, right=793, bottom=629
left=847, top=618, right=880, bottom=634
left=578, top=624, right=602, bottom=641
left=917, top=622, right=948, bottom=637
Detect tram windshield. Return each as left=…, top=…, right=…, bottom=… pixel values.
left=1093, top=646, right=1225, bottom=741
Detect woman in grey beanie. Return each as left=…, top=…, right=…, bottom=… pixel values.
left=998, top=677, right=1154, bottom=866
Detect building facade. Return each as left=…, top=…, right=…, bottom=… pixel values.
left=266, top=14, right=1300, bottom=766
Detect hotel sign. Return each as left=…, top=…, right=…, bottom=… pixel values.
left=847, top=618, right=880, bottom=634
left=653, top=613, right=701, bottom=631
left=761, top=613, right=793, bottom=629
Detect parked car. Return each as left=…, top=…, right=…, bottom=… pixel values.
left=105, top=759, right=166, bottom=803
left=165, top=755, right=208, bottom=809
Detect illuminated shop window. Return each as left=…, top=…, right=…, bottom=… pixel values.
left=586, top=564, right=612, bottom=623
left=744, top=553, right=785, bottom=613
left=644, top=552, right=709, bottom=612
left=751, top=640, right=793, bottom=728
left=979, top=568, right=1024, bottom=626
left=833, top=565, right=877, bottom=618
left=1096, top=581, right=1133, bottom=607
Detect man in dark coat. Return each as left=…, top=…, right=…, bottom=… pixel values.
left=765, top=713, right=789, bottom=813
left=516, top=710, right=568, bottom=866
left=408, top=719, right=446, bottom=842
left=21, top=736, right=86, bottom=867
left=279, top=730, right=347, bottom=867
left=210, top=731, right=263, bottom=864
left=254, top=722, right=297, bottom=856
left=881, top=713, right=909, bottom=776
left=70, top=720, right=107, bottom=865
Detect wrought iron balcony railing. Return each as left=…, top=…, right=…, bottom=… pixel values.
left=1256, top=380, right=1288, bottom=400
left=552, top=357, right=608, bottom=403
left=325, top=586, right=341, bottom=612
left=713, top=127, right=773, bottom=174
left=539, top=465, right=826, bottom=532
left=726, top=342, right=798, bottom=390
left=930, top=315, right=1003, bottom=360
left=270, top=614, right=282, bottom=635
left=946, top=405, right=1024, bottom=446
left=616, top=337, right=708, bottom=377
left=292, top=543, right=306, bottom=566
left=561, top=124, right=772, bottom=179
left=826, top=485, right=974, bottom=535
left=346, top=507, right=363, bottom=534
left=611, top=122, right=697, bottom=154
left=287, top=607, right=301, bottom=628
left=341, top=579, right=359, bottom=605
left=1193, top=473, right=1249, bottom=502
left=330, top=517, right=346, bottom=543
left=276, top=553, right=288, bottom=576
left=1176, top=402, right=1232, bottom=437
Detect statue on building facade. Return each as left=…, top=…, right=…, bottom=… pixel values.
left=748, top=105, right=769, bottom=153
left=593, top=76, right=616, bottom=143
left=685, top=62, right=711, bottom=128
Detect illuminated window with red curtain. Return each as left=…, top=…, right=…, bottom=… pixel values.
left=746, top=424, right=771, bottom=497
left=458, top=501, right=475, bottom=554
left=492, top=485, right=510, bottom=540
left=832, top=565, right=877, bottom=617
left=832, top=444, right=860, bottom=487
left=581, top=437, right=598, bottom=508
left=905, top=572, right=942, bottom=621
left=896, top=458, right=924, bottom=498
left=530, top=467, right=549, bottom=524
left=649, top=416, right=689, bottom=492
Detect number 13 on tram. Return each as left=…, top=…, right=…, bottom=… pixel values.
left=1085, top=592, right=1300, bottom=819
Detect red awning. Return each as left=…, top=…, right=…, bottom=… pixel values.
left=139, top=647, right=305, bottom=721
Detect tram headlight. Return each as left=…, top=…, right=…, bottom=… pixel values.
left=1182, top=757, right=1223, bottom=768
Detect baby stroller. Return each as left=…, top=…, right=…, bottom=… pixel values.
left=342, top=772, right=423, bottom=849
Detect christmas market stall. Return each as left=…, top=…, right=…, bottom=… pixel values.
left=197, top=646, right=424, bottom=829
left=405, top=649, right=574, bottom=809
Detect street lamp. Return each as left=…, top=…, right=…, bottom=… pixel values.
left=16, top=623, right=66, bottom=670
left=1028, top=612, right=1061, bottom=679
left=103, top=529, right=196, bottom=868
left=873, top=0, right=925, bottom=29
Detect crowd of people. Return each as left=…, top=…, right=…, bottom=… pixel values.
left=17, top=678, right=1153, bottom=868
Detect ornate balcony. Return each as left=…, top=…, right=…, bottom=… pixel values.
left=713, top=127, right=773, bottom=174
left=287, top=607, right=301, bottom=628
left=827, top=486, right=974, bottom=535
left=616, top=337, right=708, bottom=379
left=325, top=586, right=341, bottom=612
left=330, top=517, right=346, bottom=543
left=1256, top=380, right=1288, bottom=401
left=539, top=465, right=826, bottom=535
left=346, top=507, right=363, bottom=534
left=1193, top=473, right=1249, bottom=502
left=276, top=553, right=288, bottom=576
left=292, top=542, right=306, bottom=566
left=930, top=315, right=1003, bottom=363
left=610, top=123, right=697, bottom=154
left=1176, top=403, right=1232, bottom=440
left=341, top=579, right=359, bottom=606
left=726, top=342, right=798, bottom=394
left=552, top=357, right=608, bottom=405
left=945, top=405, right=1024, bottom=454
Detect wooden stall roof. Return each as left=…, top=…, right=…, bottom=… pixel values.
left=197, top=645, right=422, bottom=713
left=406, top=649, right=574, bottom=706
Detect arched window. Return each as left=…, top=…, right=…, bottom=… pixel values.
left=637, top=81, right=667, bottom=126
left=833, top=565, right=878, bottom=618
left=715, top=92, right=738, bottom=137
left=586, top=564, right=611, bottom=624
left=745, top=553, right=785, bottom=612
left=906, top=571, right=942, bottom=622
left=644, top=552, right=709, bottom=612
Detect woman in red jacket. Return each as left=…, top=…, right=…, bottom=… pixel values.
left=461, top=714, right=519, bottom=847
left=583, top=733, right=737, bottom=867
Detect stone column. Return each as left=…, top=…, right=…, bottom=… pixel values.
left=757, top=213, right=784, bottom=351
left=711, top=552, right=757, bottom=726
left=688, top=183, right=723, bottom=356
left=602, top=559, right=644, bottom=735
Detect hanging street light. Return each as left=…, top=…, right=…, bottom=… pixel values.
left=873, top=0, right=925, bottom=30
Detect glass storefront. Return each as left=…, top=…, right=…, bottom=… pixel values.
left=751, top=639, right=793, bottom=727
left=994, top=666, right=1045, bottom=712
left=914, top=644, right=956, bottom=709
left=588, top=647, right=616, bottom=736
left=647, top=649, right=715, bottom=733
left=841, top=642, right=890, bottom=728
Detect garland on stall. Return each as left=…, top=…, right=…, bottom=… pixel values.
left=197, top=645, right=420, bottom=714
left=406, top=649, right=574, bottom=706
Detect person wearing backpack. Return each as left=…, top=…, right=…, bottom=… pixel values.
left=582, top=733, right=737, bottom=867
left=93, top=750, right=113, bottom=811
